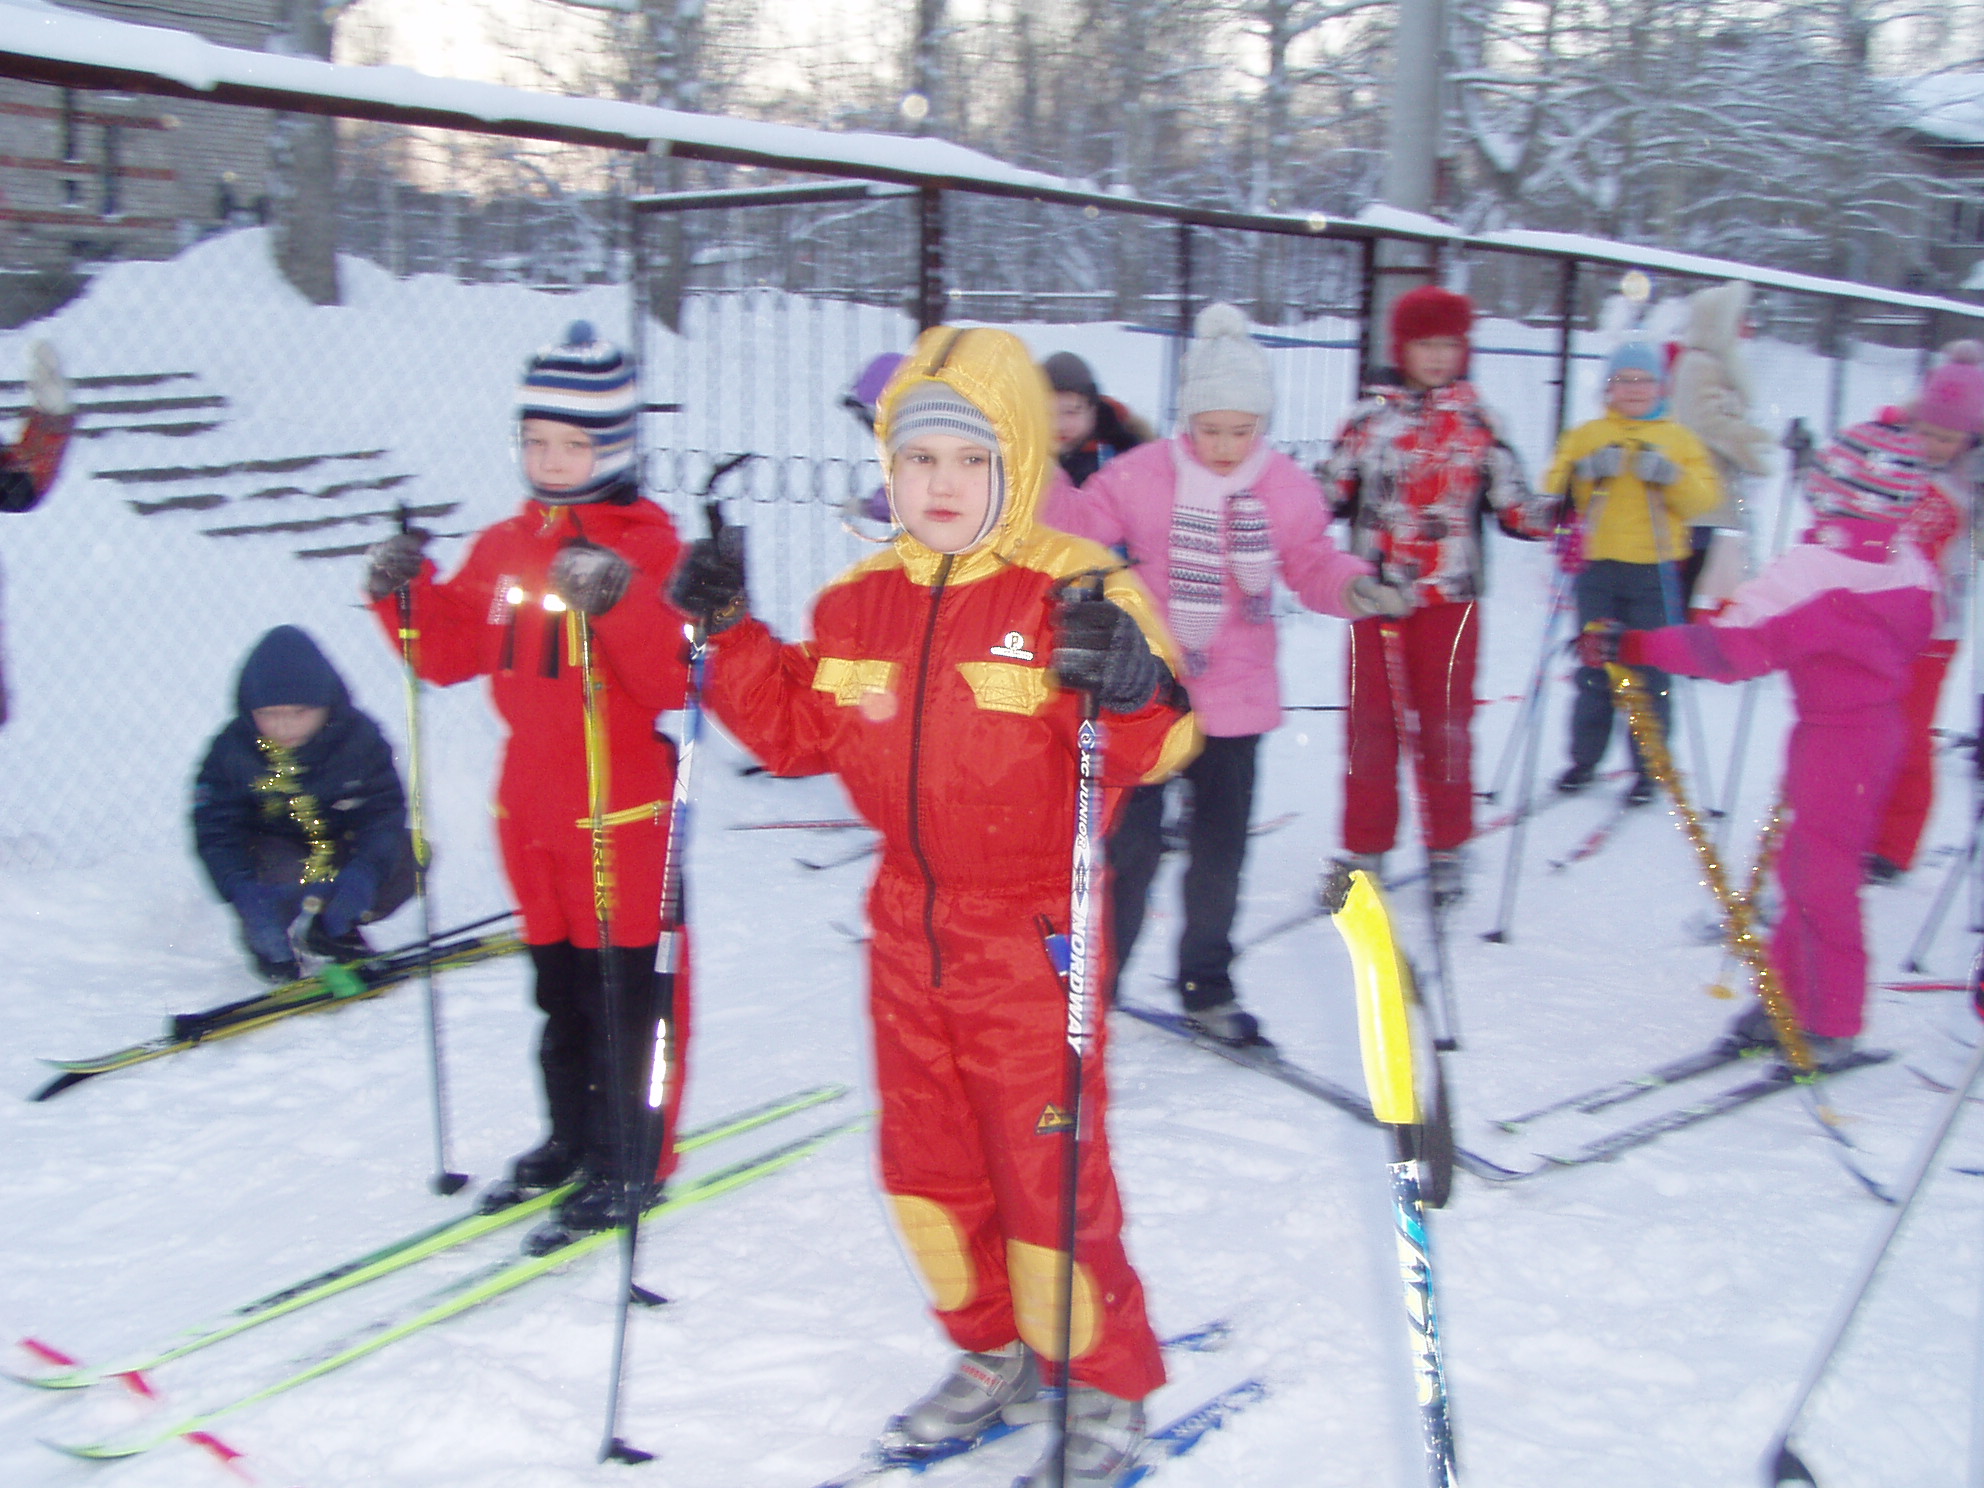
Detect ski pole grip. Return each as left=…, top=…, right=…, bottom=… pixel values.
left=1328, top=871, right=1422, bottom=1127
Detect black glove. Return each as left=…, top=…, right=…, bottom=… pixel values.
left=365, top=530, right=429, bottom=599
left=1634, top=447, right=1681, bottom=486
left=1575, top=619, right=1627, bottom=669
left=668, top=523, right=750, bottom=635
left=548, top=540, right=632, bottom=617
left=1053, top=588, right=1168, bottom=714
left=1573, top=445, right=1625, bottom=484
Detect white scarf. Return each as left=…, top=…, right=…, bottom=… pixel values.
left=1166, top=435, right=1275, bottom=674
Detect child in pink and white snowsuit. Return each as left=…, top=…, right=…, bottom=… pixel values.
left=1042, top=303, right=1392, bottom=1044
left=1597, top=516, right=1936, bottom=1061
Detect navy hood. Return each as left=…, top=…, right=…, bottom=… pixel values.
left=235, top=626, right=350, bottom=715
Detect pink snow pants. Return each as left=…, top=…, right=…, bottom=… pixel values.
left=1774, top=713, right=1905, bottom=1038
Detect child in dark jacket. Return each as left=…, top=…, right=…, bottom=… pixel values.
left=193, top=625, right=413, bottom=983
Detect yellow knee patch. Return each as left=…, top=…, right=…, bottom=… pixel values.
left=1006, top=1239, right=1098, bottom=1362
left=889, top=1195, right=976, bottom=1313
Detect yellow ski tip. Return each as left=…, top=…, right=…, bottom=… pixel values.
left=1328, top=870, right=1421, bottom=1127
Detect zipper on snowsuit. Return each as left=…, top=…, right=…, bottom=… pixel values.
left=906, top=555, right=953, bottom=987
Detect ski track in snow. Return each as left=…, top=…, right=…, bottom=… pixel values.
left=0, top=238, right=1975, bottom=1486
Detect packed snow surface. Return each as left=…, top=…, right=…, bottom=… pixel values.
left=1, top=231, right=1980, bottom=1487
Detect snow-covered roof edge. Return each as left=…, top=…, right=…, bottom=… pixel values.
left=1473, top=228, right=1982, bottom=320
left=2, top=4, right=1978, bottom=320
left=0, top=4, right=1443, bottom=246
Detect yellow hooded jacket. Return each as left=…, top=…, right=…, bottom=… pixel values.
left=704, top=325, right=1200, bottom=897
left=1543, top=412, right=1721, bottom=565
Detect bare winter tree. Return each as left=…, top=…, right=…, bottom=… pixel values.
left=269, top=0, right=342, bottom=305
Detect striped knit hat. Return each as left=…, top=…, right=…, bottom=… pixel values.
left=1804, top=415, right=1929, bottom=524
left=518, top=321, right=638, bottom=502
left=884, top=381, right=999, bottom=455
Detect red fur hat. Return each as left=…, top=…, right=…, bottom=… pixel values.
left=1390, top=285, right=1474, bottom=369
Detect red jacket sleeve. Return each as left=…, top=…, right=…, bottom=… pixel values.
left=368, top=534, right=508, bottom=687
left=702, top=617, right=844, bottom=778
left=586, top=524, right=690, bottom=715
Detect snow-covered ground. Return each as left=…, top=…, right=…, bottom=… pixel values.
left=1, top=231, right=1979, bottom=1487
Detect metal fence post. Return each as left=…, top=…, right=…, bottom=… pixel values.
left=1355, top=236, right=1378, bottom=385
left=917, top=186, right=946, bottom=331
left=1824, top=299, right=1855, bottom=436
left=1551, top=257, right=1580, bottom=438
left=1168, top=221, right=1194, bottom=427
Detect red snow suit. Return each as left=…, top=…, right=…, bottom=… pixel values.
left=705, top=327, right=1199, bottom=1402
left=369, top=496, right=693, bottom=1170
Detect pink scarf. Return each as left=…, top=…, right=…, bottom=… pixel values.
left=1167, top=435, right=1275, bottom=674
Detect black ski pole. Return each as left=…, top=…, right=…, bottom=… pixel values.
left=597, top=461, right=752, bottom=1466
left=1053, top=651, right=1107, bottom=1488
left=1481, top=561, right=1572, bottom=807
left=1482, top=572, right=1567, bottom=946
left=1766, top=943, right=1984, bottom=1486
left=1642, top=460, right=1719, bottom=815
left=393, top=504, right=468, bottom=1197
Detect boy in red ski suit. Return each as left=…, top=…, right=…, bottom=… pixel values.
left=1321, top=287, right=1552, bottom=900
left=1584, top=514, right=1936, bottom=1061
left=364, top=322, right=691, bottom=1236
left=672, top=326, right=1197, bottom=1486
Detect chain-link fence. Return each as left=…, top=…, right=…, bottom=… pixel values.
left=0, top=77, right=1966, bottom=873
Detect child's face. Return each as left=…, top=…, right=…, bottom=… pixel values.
left=1187, top=411, right=1263, bottom=475
left=521, top=418, right=596, bottom=493
left=1912, top=420, right=1975, bottom=470
left=892, top=433, right=997, bottom=553
left=1400, top=336, right=1466, bottom=390
left=1606, top=370, right=1663, bottom=420
left=1053, top=391, right=1098, bottom=455
left=254, top=705, right=329, bottom=750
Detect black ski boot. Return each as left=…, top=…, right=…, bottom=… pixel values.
left=477, top=1136, right=581, bottom=1214
left=522, top=1173, right=664, bottom=1256
left=304, top=920, right=373, bottom=963
left=1182, top=989, right=1273, bottom=1050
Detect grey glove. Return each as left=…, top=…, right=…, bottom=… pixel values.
left=1573, top=444, right=1625, bottom=484
left=1634, top=447, right=1682, bottom=486
left=365, top=530, right=429, bottom=599
left=1346, top=574, right=1415, bottom=620
left=548, top=540, right=633, bottom=617
left=1052, top=588, right=1169, bottom=714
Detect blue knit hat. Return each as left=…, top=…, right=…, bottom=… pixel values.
left=518, top=321, right=638, bottom=502
left=1606, top=339, right=1665, bottom=382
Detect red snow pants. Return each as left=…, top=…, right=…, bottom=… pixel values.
left=498, top=805, right=689, bottom=1181
left=866, top=866, right=1165, bottom=1402
left=1774, top=713, right=1904, bottom=1039
left=1871, top=640, right=1957, bottom=872
left=1342, top=601, right=1479, bottom=855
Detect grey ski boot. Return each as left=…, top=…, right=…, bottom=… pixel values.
left=879, top=1342, right=1040, bottom=1457
left=1011, top=1384, right=1146, bottom=1486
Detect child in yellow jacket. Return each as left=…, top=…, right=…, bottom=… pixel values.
left=1543, top=339, right=1718, bottom=802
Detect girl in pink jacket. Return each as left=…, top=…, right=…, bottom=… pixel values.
left=1042, top=303, right=1398, bottom=1045
left=1585, top=514, right=1936, bottom=1065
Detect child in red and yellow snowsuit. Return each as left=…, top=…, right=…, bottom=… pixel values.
left=672, top=327, right=1197, bottom=1486
left=364, top=323, right=691, bottom=1240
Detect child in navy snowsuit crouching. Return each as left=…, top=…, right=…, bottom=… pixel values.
left=193, top=625, right=414, bottom=982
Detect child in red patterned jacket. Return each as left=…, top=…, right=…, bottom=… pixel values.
left=1321, top=287, right=1553, bottom=901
